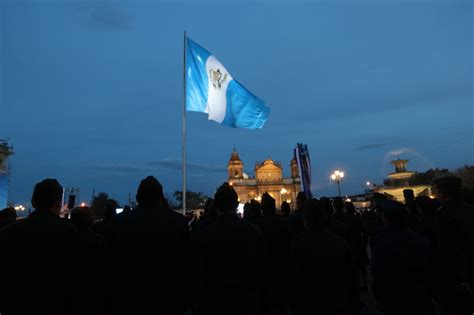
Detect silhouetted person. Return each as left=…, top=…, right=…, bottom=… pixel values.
left=331, top=197, right=350, bottom=239
left=256, top=192, right=291, bottom=314
left=243, top=198, right=261, bottom=222
left=372, top=199, right=435, bottom=315
left=93, top=201, right=117, bottom=237
left=290, top=199, right=359, bottom=315
left=415, top=196, right=439, bottom=244
left=71, top=206, right=100, bottom=246
left=346, top=201, right=368, bottom=290
left=104, top=176, right=190, bottom=315
left=432, top=176, right=474, bottom=315
left=281, top=201, right=291, bottom=216
left=191, top=198, right=217, bottom=241
left=404, top=189, right=418, bottom=230
left=122, top=205, right=132, bottom=213
left=367, top=193, right=386, bottom=253
left=193, top=183, right=266, bottom=315
left=0, top=179, right=78, bottom=315
left=0, top=207, right=16, bottom=230
left=289, top=191, right=306, bottom=240
left=70, top=206, right=103, bottom=313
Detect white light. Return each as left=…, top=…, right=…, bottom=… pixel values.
left=331, top=174, right=336, bottom=180
left=335, top=170, right=340, bottom=176
left=340, top=172, right=344, bottom=178
left=366, top=182, right=371, bottom=186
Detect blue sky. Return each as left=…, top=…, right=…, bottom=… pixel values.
left=1, top=0, right=473, bottom=205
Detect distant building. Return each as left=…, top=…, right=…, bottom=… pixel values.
left=227, top=148, right=301, bottom=208
left=0, top=140, right=14, bottom=209
left=376, top=157, right=431, bottom=202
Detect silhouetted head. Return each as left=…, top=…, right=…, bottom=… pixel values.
left=370, top=192, right=387, bottom=211
left=0, top=207, right=17, bottom=226
left=332, top=197, right=345, bottom=213
left=214, top=182, right=238, bottom=213
left=136, top=176, right=164, bottom=208
left=319, top=197, right=333, bottom=217
left=71, top=206, right=93, bottom=228
left=379, top=199, right=406, bottom=227
left=281, top=201, right=291, bottom=216
left=303, top=199, right=326, bottom=231
left=403, top=189, right=415, bottom=203
left=123, top=205, right=132, bottom=213
left=31, top=179, right=63, bottom=215
left=244, top=200, right=260, bottom=220
left=433, top=176, right=462, bottom=202
left=415, top=196, right=439, bottom=216
left=261, top=192, right=276, bottom=216
left=345, top=201, right=356, bottom=215
left=203, top=198, right=217, bottom=219
left=296, top=191, right=306, bottom=211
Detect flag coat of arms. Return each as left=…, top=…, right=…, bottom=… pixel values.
left=185, top=37, right=270, bottom=129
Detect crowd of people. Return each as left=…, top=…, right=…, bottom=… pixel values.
left=0, top=175, right=473, bottom=315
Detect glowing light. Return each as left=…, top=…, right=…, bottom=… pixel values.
left=14, top=205, right=25, bottom=211
left=366, top=182, right=371, bottom=186
left=80, top=202, right=86, bottom=207
left=280, top=188, right=287, bottom=194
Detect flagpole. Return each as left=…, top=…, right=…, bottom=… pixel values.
left=182, top=31, right=187, bottom=215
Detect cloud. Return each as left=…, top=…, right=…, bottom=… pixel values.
left=72, top=1, right=133, bottom=31
left=94, top=164, right=148, bottom=173
left=147, top=159, right=226, bottom=173
left=356, top=143, right=388, bottom=150
left=94, top=159, right=226, bottom=175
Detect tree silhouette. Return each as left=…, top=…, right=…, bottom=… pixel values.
left=173, top=190, right=210, bottom=210
left=91, top=192, right=119, bottom=219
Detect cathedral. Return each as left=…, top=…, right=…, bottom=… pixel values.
left=227, top=148, right=302, bottom=208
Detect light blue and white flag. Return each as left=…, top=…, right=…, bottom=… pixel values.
left=186, top=37, right=270, bottom=129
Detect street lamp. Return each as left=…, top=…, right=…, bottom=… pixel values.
left=330, top=170, right=344, bottom=197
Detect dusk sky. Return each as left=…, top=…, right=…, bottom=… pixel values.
left=1, top=0, right=473, bottom=205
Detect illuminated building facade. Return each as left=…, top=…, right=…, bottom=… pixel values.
left=227, top=148, right=301, bottom=208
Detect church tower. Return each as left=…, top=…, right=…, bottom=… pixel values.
left=228, top=147, right=244, bottom=179
left=291, top=155, right=299, bottom=178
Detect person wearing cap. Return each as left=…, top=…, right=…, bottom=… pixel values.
left=0, top=179, right=79, bottom=315
left=193, top=182, right=266, bottom=315
left=371, top=199, right=435, bottom=315
left=432, top=176, right=474, bottom=315
left=103, top=176, right=190, bottom=315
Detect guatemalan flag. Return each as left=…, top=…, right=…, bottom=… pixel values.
left=186, top=37, right=270, bottom=129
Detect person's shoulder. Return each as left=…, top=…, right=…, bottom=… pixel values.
left=0, top=218, right=28, bottom=236
left=406, top=228, right=430, bottom=246
left=325, top=230, right=349, bottom=247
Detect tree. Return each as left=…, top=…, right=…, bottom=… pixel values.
left=408, top=168, right=452, bottom=186
left=173, top=190, right=210, bottom=210
left=90, top=192, right=119, bottom=219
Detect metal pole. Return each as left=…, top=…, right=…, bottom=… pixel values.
left=337, top=180, right=341, bottom=197
left=182, top=31, right=187, bottom=215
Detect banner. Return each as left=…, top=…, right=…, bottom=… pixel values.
left=294, top=143, right=312, bottom=199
